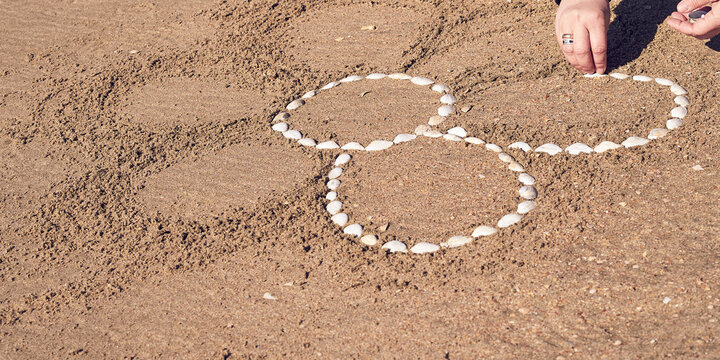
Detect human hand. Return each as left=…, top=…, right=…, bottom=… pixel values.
left=667, top=0, right=720, bottom=40
left=555, top=0, right=611, bottom=74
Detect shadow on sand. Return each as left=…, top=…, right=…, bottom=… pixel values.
left=706, top=36, right=720, bottom=52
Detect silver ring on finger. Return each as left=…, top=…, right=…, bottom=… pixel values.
left=562, top=33, right=574, bottom=45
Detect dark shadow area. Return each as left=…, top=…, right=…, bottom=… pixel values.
left=707, top=36, right=720, bottom=52
left=606, top=0, right=677, bottom=70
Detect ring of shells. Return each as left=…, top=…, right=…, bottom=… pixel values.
left=270, top=73, right=457, bottom=151
left=503, top=73, right=690, bottom=156
left=322, top=128, right=539, bottom=255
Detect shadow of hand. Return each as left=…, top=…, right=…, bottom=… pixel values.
left=707, top=36, right=720, bottom=52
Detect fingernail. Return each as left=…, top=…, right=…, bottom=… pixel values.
left=678, top=4, right=688, bottom=12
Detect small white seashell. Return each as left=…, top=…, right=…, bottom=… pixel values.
left=388, top=73, right=412, bottom=80
left=263, top=292, right=277, bottom=300
left=670, top=84, right=687, bottom=96
left=648, top=128, right=669, bottom=139
left=432, top=83, right=451, bottom=93
left=447, top=236, right=472, bottom=248
left=671, top=106, right=688, bottom=119
left=674, top=96, right=689, bottom=107
left=498, top=152, right=515, bottom=163
left=321, top=81, right=339, bottom=90
left=440, top=94, right=457, bottom=105
left=316, top=141, right=340, bottom=149
left=326, top=191, right=337, bottom=201
left=632, top=75, right=652, bottom=82
left=343, top=224, right=362, bottom=237
left=410, top=76, right=434, bottom=86
left=508, top=142, right=532, bottom=152
left=335, top=153, right=351, bottom=166
left=692, top=164, right=704, bottom=171
left=298, top=138, right=317, bottom=147
left=382, top=240, right=408, bottom=253
left=274, top=112, right=290, bottom=122
left=361, top=235, right=378, bottom=246
left=340, top=75, right=364, bottom=83
left=282, top=130, right=302, bottom=140
left=302, top=90, right=319, bottom=99
left=621, top=136, right=650, bottom=148
left=518, top=173, right=536, bottom=185
left=655, top=78, right=674, bottom=86
left=517, top=201, right=536, bottom=214
left=666, top=118, right=683, bottom=130
left=365, top=140, right=393, bottom=151
left=286, top=99, right=305, bottom=110
left=415, top=124, right=431, bottom=135
left=428, top=115, right=445, bottom=126
left=498, top=213, right=522, bottom=228
left=366, top=73, right=387, bottom=80
left=393, top=134, right=416, bottom=144
left=519, top=185, right=538, bottom=200
left=271, top=122, right=288, bottom=132
left=508, top=162, right=524, bottom=172
left=331, top=212, right=348, bottom=226
left=328, top=167, right=343, bottom=179
left=438, top=105, right=454, bottom=117
left=327, top=179, right=340, bottom=190
left=565, top=143, right=594, bottom=155
left=464, top=137, right=485, bottom=145
left=443, top=134, right=462, bottom=142
left=326, top=201, right=342, bottom=215
left=485, top=143, right=502, bottom=152
left=609, top=72, right=630, bottom=79
left=447, top=127, right=467, bottom=138
left=341, top=142, right=365, bottom=151
left=423, top=130, right=443, bottom=138
left=594, top=141, right=621, bottom=153
left=410, top=242, right=440, bottom=254
left=535, top=143, right=562, bottom=155
left=471, top=225, right=498, bottom=237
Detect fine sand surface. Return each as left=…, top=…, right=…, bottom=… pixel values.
left=2, top=0, right=720, bottom=358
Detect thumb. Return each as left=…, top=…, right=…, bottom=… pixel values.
left=678, top=0, right=715, bottom=13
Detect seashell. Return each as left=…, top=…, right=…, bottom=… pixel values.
left=443, top=134, right=462, bottom=142
left=366, top=73, right=387, bottom=80
left=282, top=130, right=302, bottom=140
left=388, top=73, right=412, bottom=80
left=447, top=236, right=472, bottom=248
left=331, top=212, right=348, bottom=226
left=508, top=162, right=524, bottom=172
left=327, top=179, right=340, bottom=190
left=485, top=143, right=502, bottom=152
left=632, top=75, right=652, bottom=82
left=648, top=128, right=669, bottom=139
left=423, top=130, right=443, bottom=138
left=565, top=143, right=594, bottom=155
left=517, top=201, right=536, bottom=214
left=670, top=84, right=687, bottom=96
left=321, top=81, right=339, bottom=90
left=361, top=235, right=378, bottom=246
left=655, top=78, right=674, bottom=86
left=382, top=240, right=408, bottom=253
left=428, top=115, right=445, bottom=126
left=326, top=191, right=337, bottom=201
left=671, top=106, right=688, bottom=119
left=343, top=224, right=362, bottom=237
left=609, top=72, right=630, bottom=79
left=508, top=142, right=532, bottom=152
left=440, top=94, right=457, bottom=105
left=410, top=76, right=434, bottom=86
left=432, top=83, right=451, bottom=93
left=302, top=90, right=319, bottom=99
left=519, top=185, right=538, bottom=200
left=286, top=99, right=305, bottom=110
left=415, top=125, right=431, bottom=135
left=535, top=143, right=562, bottom=155
left=498, top=152, right=515, bottom=163
left=365, top=140, right=393, bottom=151
left=274, top=112, right=290, bottom=122
left=340, top=75, right=364, bottom=83
left=326, top=201, right=342, bottom=215
left=410, top=242, right=440, bottom=254
left=317, top=141, right=340, bottom=149
left=328, top=167, right=343, bottom=179
left=518, top=173, right=535, bottom=185
left=621, top=136, right=650, bottom=148
left=471, top=225, right=497, bottom=237
left=674, top=96, right=689, bottom=107
left=341, top=142, right=365, bottom=151
left=393, top=133, right=416, bottom=144
left=465, top=137, right=485, bottom=145
left=438, top=105, right=454, bottom=117
left=447, top=127, right=467, bottom=138
left=263, top=292, right=277, bottom=300
left=335, top=153, right=351, bottom=166
left=498, top=213, right=522, bottom=228
left=666, top=118, right=683, bottom=130
left=594, top=141, right=621, bottom=153
left=271, top=122, right=288, bottom=132
left=298, top=138, right=317, bottom=147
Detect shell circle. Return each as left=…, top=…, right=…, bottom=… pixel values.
left=498, top=73, right=690, bottom=156
left=323, top=128, right=539, bottom=255
left=270, top=73, right=457, bottom=152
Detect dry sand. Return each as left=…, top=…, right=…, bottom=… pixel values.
left=1, top=0, right=720, bottom=358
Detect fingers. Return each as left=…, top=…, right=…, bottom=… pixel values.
left=671, top=11, right=687, bottom=21
left=667, top=9, right=720, bottom=39
left=588, top=24, right=608, bottom=74
left=678, top=0, right=716, bottom=13
left=572, top=27, right=595, bottom=74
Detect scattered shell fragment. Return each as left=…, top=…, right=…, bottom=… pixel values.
left=519, top=185, right=538, bottom=200
left=517, top=201, right=536, bottom=214
left=340, top=75, right=364, bottom=83
left=361, top=25, right=376, bottom=31
left=361, top=235, right=378, bottom=246
left=565, top=143, right=594, bottom=155
left=326, top=191, right=337, bottom=201
left=621, top=136, right=650, bottom=148
left=393, top=133, right=416, bottom=144
left=298, top=138, right=317, bottom=146
left=438, top=105, right=454, bottom=116
left=498, top=213, right=522, bottom=228
left=341, top=142, right=365, bottom=151
left=632, top=75, right=652, bottom=82
left=388, top=73, right=412, bottom=80
left=472, top=225, right=498, bottom=237
left=263, top=292, right=277, bottom=300
left=508, top=162, right=525, bottom=172
left=508, top=142, right=532, bottom=152
left=360, top=91, right=371, bottom=97
left=423, top=130, right=443, bottom=138
left=382, top=240, right=408, bottom=253
left=674, top=96, right=689, bottom=107
left=440, top=94, right=457, bottom=105
left=317, top=141, right=340, bottom=149
left=535, top=143, right=562, bottom=155
left=328, top=167, right=343, bottom=179
left=415, top=124, right=431, bottom=135
left=447, top=127, right=467, bottom=138
left=666, top=118, right=683, bottom=130
left=326, top=201, right=342, bottom=215
left=670, top=84, right=687, bottom=95
left=365, top=140, right=393, bottom=151
left=461, top=105, right=472, bottom=113
left=655, top=78, right=674, bottom=86
left=327, top=179, right=341, bottom=190
left=498, top=152, right=515, bottom=163
left=447, top=236, right=472, bottom=248
left=282, top=130, right=302, bottom=140
left=366, top=73, right=387, bottom=80
left=465, top=137, right=485, bottom=145
left=377, top=223, right=390, bottom=232
left=428, top=115, right=444, bottom=126
left=274, top=112, right=290, bottom=122
left=671, top=106, right=688, bottom=119
left=443, top=134, right=462, bottom=142
left=431, top=83, right=451, bottom=93
left=335, top=153, right=351, bottom=166
left=648, top=128, right=669, bottom=139
left=485, top=143, right=502, bottom=153
left=609, top=72, right=630, bottom=79
left=321, top=81, right=339, bottom=90
left=271, top=123, right=288, bottom=132
left=343, top=224, right=363, bottom=237
left=692, top=164, right=704, bottom=171
left=331, top=213, right=348, bottom=226
left=594, top=141, right=621, bottom=153
left=286, top=99, right=305, bottom=110
left=302, top=90, right=319, bottom=99
left=518, top=173, right=536, bottom=185
left=410, top=242, right=440, bottom=254
left=410, top=77, right=434, bottom=86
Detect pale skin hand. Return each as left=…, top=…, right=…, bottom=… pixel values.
left=667, top=0, right=720, bottom=40
left=555, top=0, right=611, bottom=74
